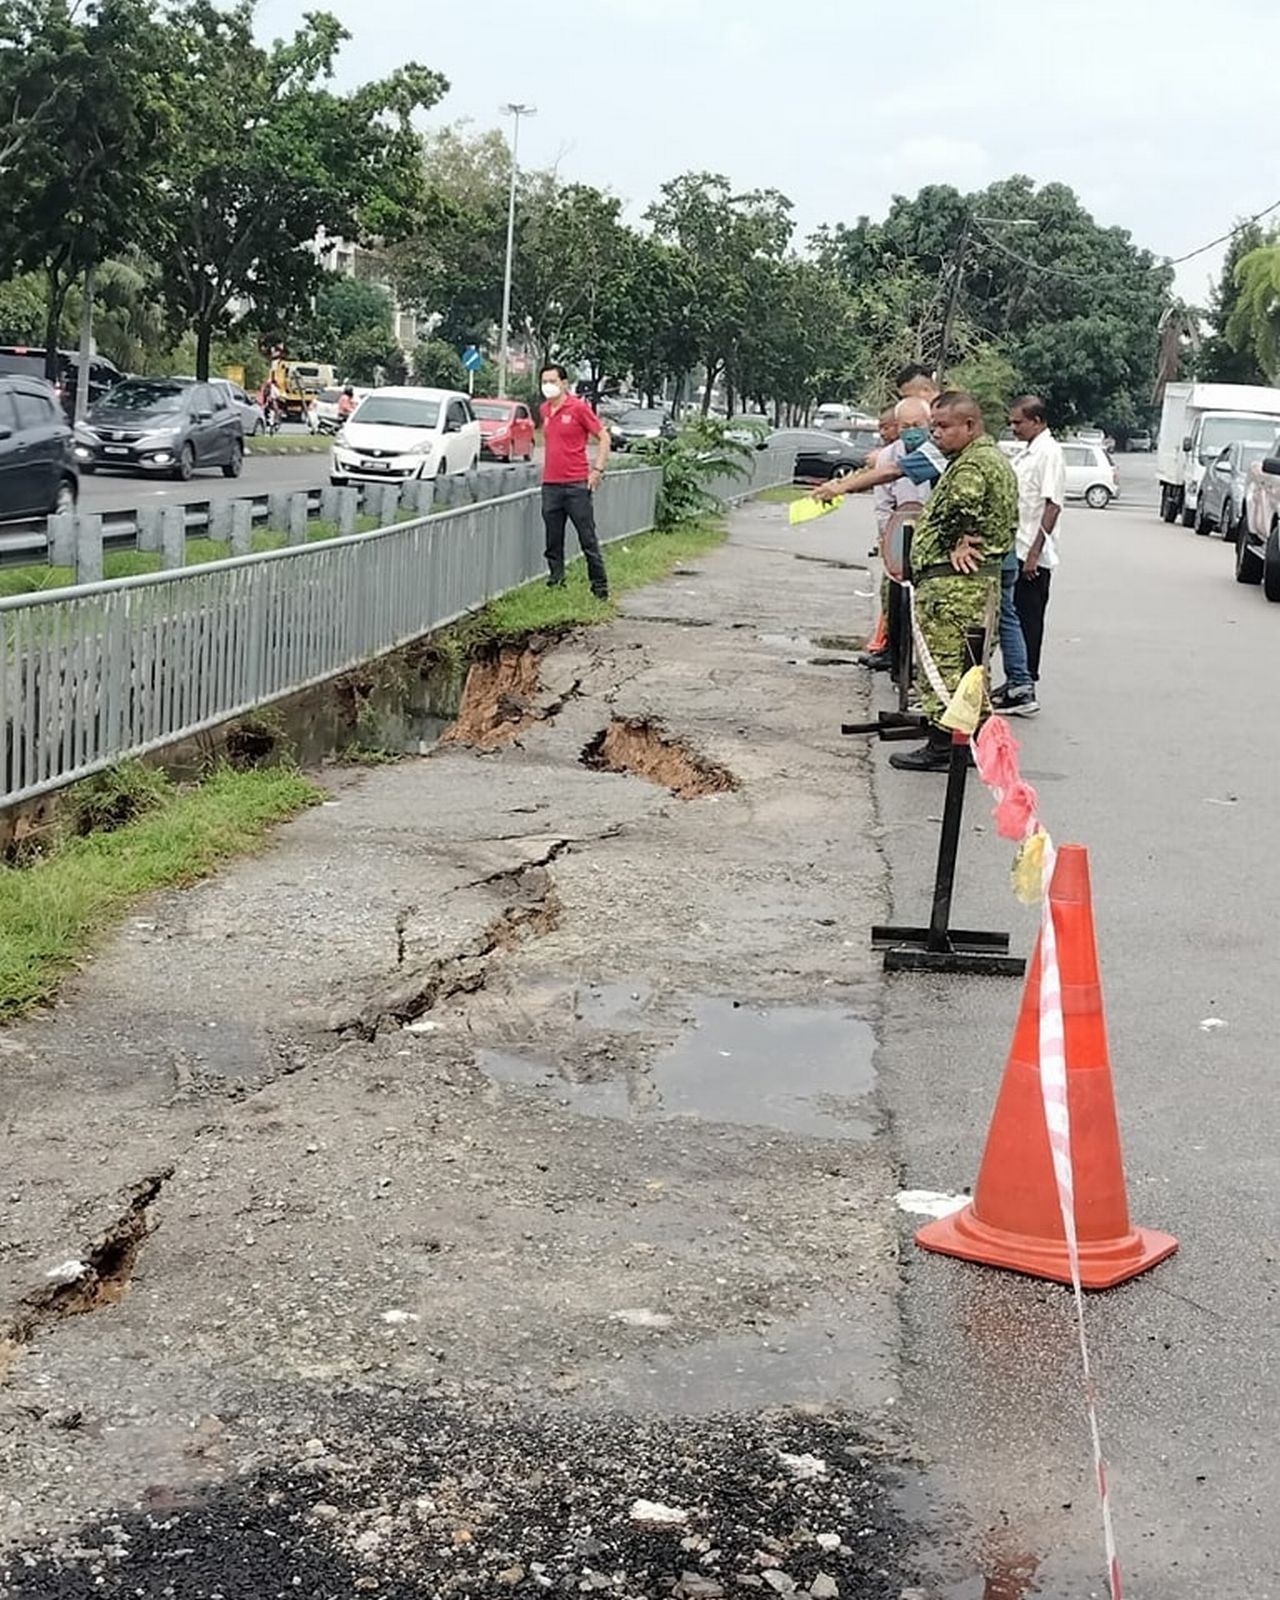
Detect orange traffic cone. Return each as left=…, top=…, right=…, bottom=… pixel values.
left=916, top=844, right=1178, bottom=1289
left=866, top=611, right=888, bottom=654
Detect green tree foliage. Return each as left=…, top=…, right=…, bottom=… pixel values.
left=338, top=326, right=407, bottom=386
left=0, top=274, right=47, bottom=342
left=1194, top=222, right=1268, bottom=384
left=151, top=1, right=446, bottom=378
left=631, top=415, right=756, bottom=530
left=412, top=338, right=467, bottom=389
left=298, top=277, right=395, bottom=356
left=1226, top=242, right=1280, bottom=383
left=646, top=172, right=794, bottom=411
left=0, top=0, right=175, bottom=380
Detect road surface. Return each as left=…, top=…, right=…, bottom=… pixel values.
left=78, top=435, right=332, bottom=516
left=878, top=450, right=1280, bottom=1598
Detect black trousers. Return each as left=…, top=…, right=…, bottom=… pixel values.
left=1013, top=569, right=1052, bottom=681
left=542, top=481, right=609, bottom=595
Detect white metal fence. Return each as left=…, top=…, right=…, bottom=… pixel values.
left=0, top=446, right=796, bottom=807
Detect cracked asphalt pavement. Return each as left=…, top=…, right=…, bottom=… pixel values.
left=0, top=500, right=939, bottom=1598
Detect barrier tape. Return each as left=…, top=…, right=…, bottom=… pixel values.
left=896, top=572, right=1124, bottom=1597
left=1036, top=836, right=1123, bottom=1600
left=900, top=580, right=953, bottom=708
left=970, top=728, right=1123, bottom=1600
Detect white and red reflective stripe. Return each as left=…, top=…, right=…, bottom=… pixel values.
left=1038, top=838, right=1123, bottom=1600
left=901, top=581, right=953, bottom=708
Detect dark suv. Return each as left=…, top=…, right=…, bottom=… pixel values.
left=0, top=346, right=124, bottom=417
left=76, top=378, right=244, bottom=480
left=0, top=376, right=78, bottom=523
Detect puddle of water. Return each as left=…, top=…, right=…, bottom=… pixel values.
left=757, top=632, right=815, bottom=651
left=574, top=978, right=655, bottom=1029
left=585, top=1298, right=893, bottom=1414
left=652, top=1000, right=875, bottom=1138
left=480, top=1000, right=876, bottom=1141
left=477, top=1050, right=633, bottom=1119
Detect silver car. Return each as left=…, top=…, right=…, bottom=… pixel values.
left=1195, top=439, right=1270, bottom=540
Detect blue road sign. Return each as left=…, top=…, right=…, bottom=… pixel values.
left=461, top=345, right=483, bottom=372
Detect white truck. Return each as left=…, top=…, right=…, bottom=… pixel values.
left=1157, top=381, right=1280, bottom=525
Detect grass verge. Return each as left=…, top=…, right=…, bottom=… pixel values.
left=755, top=484, right=806, bottom=503
left=246, top=435, right=332, bottom=455
left=0, top=763, right=322, bottom=1019
left=450, top=518, right=727, bottom=652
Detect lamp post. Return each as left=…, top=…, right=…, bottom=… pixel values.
left=937, top=214, right=1036, bottom=383
left=497, top=102, right=535, bottom=399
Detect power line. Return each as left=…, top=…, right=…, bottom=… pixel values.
left=972, top=197, right=1280, bottom=287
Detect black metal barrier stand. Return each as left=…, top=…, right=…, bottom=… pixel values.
left=843, top=578, right=1026, bottom=977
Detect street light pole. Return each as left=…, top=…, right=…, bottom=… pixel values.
left=497, top=102, right=535, bottom=399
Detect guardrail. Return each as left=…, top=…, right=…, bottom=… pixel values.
left=0, top=461, right=543, bottom=573
left=0, top=445, right=796, bottom=808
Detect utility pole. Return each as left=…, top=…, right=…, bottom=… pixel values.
left=938, top=215, right=1038, bottom=384
left=75, top=263, right=95, bottom=425
left=497, top=102, right=535, bottom=399
left=937, top=215, right=972, bottom=386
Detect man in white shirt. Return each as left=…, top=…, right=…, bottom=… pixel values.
left=993, top=395, right=1064, bottom=710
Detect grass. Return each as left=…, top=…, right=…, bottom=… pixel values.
left=450, top=518, right=727, bottom=653
left=246, top=434, right=332, bottom=455
left=0, top=762, right=322, bottom=1019
left=0, top=516, right=387, bottom=597
left=755, top=484, right=807, bottom=504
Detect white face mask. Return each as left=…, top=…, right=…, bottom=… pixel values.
left=541, top=381, right=562, bottom=400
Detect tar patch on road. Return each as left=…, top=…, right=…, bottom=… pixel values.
left=2, top=1394, right=914, bottom=1598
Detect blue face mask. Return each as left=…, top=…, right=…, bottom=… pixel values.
left=900, top=425, right=929, bottom=449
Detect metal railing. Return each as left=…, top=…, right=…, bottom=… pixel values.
left=0, top=444, right=797, bottom=809
left=0, top=461, right=544, bottom=571
left=1, top=469, right=659, bottom=807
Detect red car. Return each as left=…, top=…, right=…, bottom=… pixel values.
left=474, top=398, right=536, bottom=461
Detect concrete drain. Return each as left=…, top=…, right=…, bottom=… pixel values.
left=580, top=718, right=737, bottom=800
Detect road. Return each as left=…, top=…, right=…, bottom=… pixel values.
left=78, top=434, right=332, bottom=516
left=877, top=450, right=1280, bottom=1597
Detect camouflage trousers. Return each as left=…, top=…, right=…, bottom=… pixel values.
left=912, top=574, right=998, bottom=725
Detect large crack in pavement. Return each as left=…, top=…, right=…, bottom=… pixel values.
left=0, top=1170, right=173, bottom=1380
left=0, top=499, right=922, bottom=1592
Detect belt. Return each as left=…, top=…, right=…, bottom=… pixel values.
left=915, top=558, right=1002, bottom=583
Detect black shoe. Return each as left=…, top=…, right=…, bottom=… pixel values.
left=889, top=729, right=956, bottom=772
left=591, top=589, right=610, bottom=601
left=858, top=648, right=893, bottom=671
left=991, top=682, right=1039, bottom=716
left=546, top=577, right=566, bottom=590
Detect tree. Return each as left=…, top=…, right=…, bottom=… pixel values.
left=647, top=172, right=794, bottom=410
left=151, top=1, right=446, bottom=378
left=388, top=124, right=520, bottom=345
left=298, top=276, right=395, bottom=355
left=513, top=183, right=638, bottom=383
left=1194, top=222, right=1268, bottom=385
left=815, top=175, right=1173, bottom=426
left=412, top=338, right=466, bottom=389
left=1226, top=242, right=1280, bottom=383
left=0, top=0, right=176, bottom=382
left=338, top=325, right=407, bottom=386
left=0, top=273, right=47, bottom=342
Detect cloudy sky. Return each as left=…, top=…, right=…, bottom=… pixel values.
left=259, top=0, right=1275, bottom=306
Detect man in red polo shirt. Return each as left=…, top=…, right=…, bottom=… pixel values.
left=540, top=363, right=611, bottom=599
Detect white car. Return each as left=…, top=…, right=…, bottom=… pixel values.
left=1062, top=440, right=1118, bottom=508
left=330, top=387, right=482, bottom=486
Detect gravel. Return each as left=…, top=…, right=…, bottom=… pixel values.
left=1, top=1393, right=913, bottom=1599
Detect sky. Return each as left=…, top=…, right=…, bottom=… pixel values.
left=258, top=0, right=1278, bottom=308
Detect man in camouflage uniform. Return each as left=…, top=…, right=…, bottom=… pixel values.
left=889, top=392, right=1018, bottom=772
